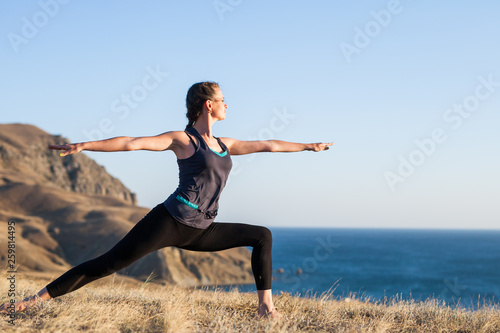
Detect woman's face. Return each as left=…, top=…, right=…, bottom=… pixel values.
left=210, top=88, right=227, bottom=121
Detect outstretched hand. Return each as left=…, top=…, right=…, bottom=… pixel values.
left=48, top=143, right=83, bottom=157
left=310, top=142, right=334, bottom=152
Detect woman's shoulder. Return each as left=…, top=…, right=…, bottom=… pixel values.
left=167, top=130, right=198, bottom=146
left=217, top=137, right=236, bottom=148
left=146, top=130, right=194, bottom=149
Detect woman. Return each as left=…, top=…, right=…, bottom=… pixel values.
left=0, top=82, right=332, bottom=318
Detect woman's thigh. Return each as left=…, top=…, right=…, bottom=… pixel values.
left=181, top=222, right=271, bottom=252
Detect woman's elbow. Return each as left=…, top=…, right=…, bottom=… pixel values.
left=123, top=137, right=138, bottom=151
left=266, top=140, right=276, bottom=152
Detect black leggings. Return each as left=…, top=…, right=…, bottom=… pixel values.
left=46, top=204, right=272, bottom=298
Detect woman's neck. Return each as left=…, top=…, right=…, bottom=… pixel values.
left=193, top=122, right=213, bottom=141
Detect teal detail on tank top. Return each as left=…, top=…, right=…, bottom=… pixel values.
left=209, top=148, right=227, bottom=157
left=175, top=195, right=199, bottom=209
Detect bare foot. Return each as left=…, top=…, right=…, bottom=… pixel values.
left=258, top=304, right=284, bottom=319
left=0, top=295, right=41, bottom=314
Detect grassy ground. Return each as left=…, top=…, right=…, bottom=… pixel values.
left=1, top=273, right=499, bottom=332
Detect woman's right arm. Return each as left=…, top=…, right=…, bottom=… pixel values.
left=49, top=132, right=179, bottom=156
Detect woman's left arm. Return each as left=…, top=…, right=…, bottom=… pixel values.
left=220, top=138, right=333, bottom=156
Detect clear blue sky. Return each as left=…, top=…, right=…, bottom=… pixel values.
left=1, top=1, right=499, bottom=229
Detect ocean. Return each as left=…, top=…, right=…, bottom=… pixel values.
left=216, top=228, right=500, bottom=309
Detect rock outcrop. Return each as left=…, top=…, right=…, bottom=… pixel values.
left=0, top=123, right=136, bottom=204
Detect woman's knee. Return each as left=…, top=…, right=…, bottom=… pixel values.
left=254, top=226, right=272, bottom=247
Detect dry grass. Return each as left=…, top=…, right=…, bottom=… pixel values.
left=1, top=273, right=499, bottom=332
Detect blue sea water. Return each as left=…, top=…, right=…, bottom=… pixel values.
left=220, top=228, right=500, bottom=309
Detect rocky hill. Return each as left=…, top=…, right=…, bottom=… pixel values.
left=0, top=123, right=253, bottom=287
left=0, top=123, right=136, bottom=204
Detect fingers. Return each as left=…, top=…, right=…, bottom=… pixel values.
left=60, top=148, right=78, bottom=157
left=48, top=144, right=78, bottom=156
left=48, top=144, right=68, bottom=150
left=320, top=142, right=334, bottom=151
left=49, top=144, right=69, bottom=157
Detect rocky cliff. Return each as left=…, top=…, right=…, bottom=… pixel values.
left=0, top=123, right=136, bottom=204
left=0, top=123, right=254, bottom=287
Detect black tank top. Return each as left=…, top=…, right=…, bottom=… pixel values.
left=163, top=127, right=232, bottom=229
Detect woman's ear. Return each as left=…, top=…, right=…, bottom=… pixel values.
left=204, top=99, right=213, bottom=112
